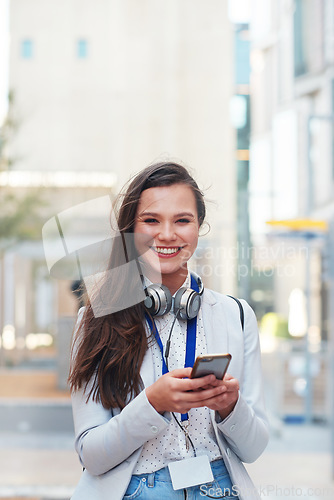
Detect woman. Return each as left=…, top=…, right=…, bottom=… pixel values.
left=69, top=161, right=269, bottom=500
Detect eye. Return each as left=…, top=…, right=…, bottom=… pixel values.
left=177, top=218, right=191, bottom=223
left=143, top=218, right=159, bottom=223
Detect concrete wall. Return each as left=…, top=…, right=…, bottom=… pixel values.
left=9, top=0, right=237, bottom=293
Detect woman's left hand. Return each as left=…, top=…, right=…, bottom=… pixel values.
left=196, top=373, right=239, bottom=420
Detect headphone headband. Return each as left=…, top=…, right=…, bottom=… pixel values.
left=189, top=271, right=204, bottom=295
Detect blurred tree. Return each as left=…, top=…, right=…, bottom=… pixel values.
left=0, top=91, right=45, bottom=251
left=260, top=312, right=291, bottom=339
left=0, top=190, right=45, bottom=244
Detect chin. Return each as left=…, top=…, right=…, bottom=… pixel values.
left=160, top=263, right=188, bottom=278
left=140, top=258, right=187, bottom=281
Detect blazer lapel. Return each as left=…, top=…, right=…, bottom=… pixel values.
left=202, top=293, right=229, bottom=354
left=140, top=339, right=156, bottom=388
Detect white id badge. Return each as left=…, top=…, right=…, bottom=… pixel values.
left=168, top=455, right=214, bottom=490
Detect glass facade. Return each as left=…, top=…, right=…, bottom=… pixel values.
left=293, top=0, right=306, bottom=76
left=294, top=0, right=324, bottom=77
left=234, top=24, right=251, bottom=301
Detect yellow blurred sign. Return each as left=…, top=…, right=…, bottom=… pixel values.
left=266, top=219, right=328, bottom=231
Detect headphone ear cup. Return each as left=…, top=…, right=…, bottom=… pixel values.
left=173, top=288, right=185, bottom=318
left=144, top=284, right=172, bottom=316
left=173, top=288, right=201, bottom=320
left=187, top=292, right=201, bottom=319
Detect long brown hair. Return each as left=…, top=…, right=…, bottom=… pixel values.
left=68, top=161, right=206, bottom=409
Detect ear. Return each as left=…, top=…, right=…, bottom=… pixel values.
left=198, top=221, right=210, bottom=237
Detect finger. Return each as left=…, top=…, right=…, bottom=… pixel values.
left=169, top=367, right=193, bottom=379
left=182, top=384, right=226, bottom=404
left=200, top=384, right=216, bottom=390
left=223, top=378, right=239, bottom=392
left=195, top=390, right=233, bottom=410
left=208, top=378, right=224, bottom=387
left=182, top=374, right=217, bottom=391
left=193, top=379, right=224, bottom=391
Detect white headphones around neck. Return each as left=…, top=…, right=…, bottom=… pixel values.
left=143, top=272, right=204, bottom=320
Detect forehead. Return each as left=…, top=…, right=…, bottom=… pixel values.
left=137, top=184, right=197, bottom=212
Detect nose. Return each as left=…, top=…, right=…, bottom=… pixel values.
left=157, top=222, right=177, bottom=242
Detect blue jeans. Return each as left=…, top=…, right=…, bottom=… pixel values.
left=123, top=459, right=239, bottom=499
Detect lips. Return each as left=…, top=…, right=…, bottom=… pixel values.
left=151, top=246, right=183, bottom=256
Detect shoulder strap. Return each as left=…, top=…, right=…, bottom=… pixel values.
left=227, top=295, right=244, bottom=332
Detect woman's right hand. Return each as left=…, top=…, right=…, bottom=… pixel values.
left=145, top=367, right=226, bottom=414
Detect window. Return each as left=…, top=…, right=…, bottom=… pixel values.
left=21, top=39, right=33, bottom=59
left=293, top=0, right=324, bottom=77
left=235, top=25, right=250, bottom=86
left=77, top=39, right=88, bottom=59
left=332, top=79, right=334, bottom=180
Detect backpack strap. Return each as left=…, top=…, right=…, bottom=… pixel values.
left=227, top=295, right=244, bottom=332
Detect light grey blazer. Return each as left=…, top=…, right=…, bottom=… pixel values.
left=70, top=289, right=269, bottom=500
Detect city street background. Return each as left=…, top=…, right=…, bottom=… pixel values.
left=0, top=353, right=332, bottom=500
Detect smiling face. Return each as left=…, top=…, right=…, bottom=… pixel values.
left=134, top=183, right=200, bottom=293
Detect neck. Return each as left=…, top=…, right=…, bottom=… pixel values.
left=162, top=270, right=188, bottom=295
left=143, top=266, right=188, bottom=295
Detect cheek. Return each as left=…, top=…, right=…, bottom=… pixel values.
left=134, top=225, right=155, bottom=251
left=135, top=222, right=153, bottom=236
left=187, top=227, right=199, bottom=247
left=133, top=225, right=145, bottom=252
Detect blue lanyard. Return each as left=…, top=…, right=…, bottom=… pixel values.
left=145, top=275, right=199, bottom=421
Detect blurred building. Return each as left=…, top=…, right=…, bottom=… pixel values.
left=249, top=0, right=334, bottom=422
left=1, top=1, right=238, bottom=365
left=249, top=0, right=334, bottom=323
left=232, top=23, right=252, bottom=303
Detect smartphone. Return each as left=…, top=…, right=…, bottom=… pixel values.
left=190, top=353, right=232, bottom=380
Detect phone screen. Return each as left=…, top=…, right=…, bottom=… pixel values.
left=191, top=354, right=231, bottom=380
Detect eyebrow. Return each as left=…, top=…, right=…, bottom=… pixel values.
left=138, top=211, right=196, bottom=218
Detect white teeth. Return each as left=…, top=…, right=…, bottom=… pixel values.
left=155, top=247, right=179, bottom=254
